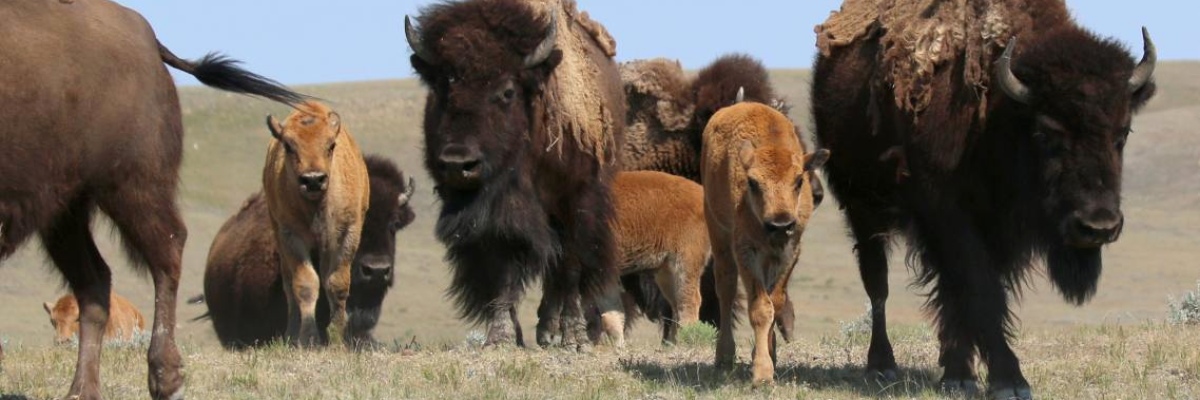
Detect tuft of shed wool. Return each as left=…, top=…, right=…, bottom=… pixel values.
left=815, top=0, right=1042, bottom=115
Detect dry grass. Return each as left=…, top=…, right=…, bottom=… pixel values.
left=2, top=323, right=1198, bottom=399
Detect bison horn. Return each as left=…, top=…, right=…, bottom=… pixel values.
left=405, top=16, right=436, bottom=65
left=398, top=177, right=416, bottom=206
left=996, top=37, right=1033, bottom=105
left=523, top=8, right=559, bottom=68
left=735, top=86, right=745, bottom=103
left=1129, top=27, right=1156, bottom=93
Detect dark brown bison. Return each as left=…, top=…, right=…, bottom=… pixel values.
left=406, top=0, right=625, bottom=350
left=812, top=0, right=1156, bottom=397
left=196, top=155, right=415, bottom=349
left=0, top=1, right=304, bottom=398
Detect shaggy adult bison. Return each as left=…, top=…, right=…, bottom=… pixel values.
left=0, top=1, right=304, bottom=398
left=199, top=156, right=415, bottom=349
left=812, top=0, right=1156, bottom=397
left=263, top=101, right=371, bottom=348
left=703, top=100, right=828, bottom=385
left=44, top=292, right=145, bottom=345
left=406, top=0, right=625, bottom=349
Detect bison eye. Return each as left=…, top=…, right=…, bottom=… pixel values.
left=747, top=178, right=761, bottom=194
left=282, top=142, right=296, bottom=154
left=327, top=141, right=337, bottom=155
left=794, top=175, right=805, bottom=192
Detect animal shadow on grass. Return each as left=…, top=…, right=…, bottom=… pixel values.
left=1, top=395, right=32, bottom=400
left=620, top=359, right=939, bottom=396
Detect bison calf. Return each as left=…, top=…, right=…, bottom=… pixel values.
left=702, top=100, right=828, bottom=384
left=201, top=156, right=415, bottom=349
left=263, top=101, right=370, bottom=347
left=44, top=292, right=145, bottom=345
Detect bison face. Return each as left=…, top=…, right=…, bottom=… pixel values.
left=352, top=176, right=415, bottom=291
left=267, top=108, right=342, bottom=202
left=739, top=140, right=830, bottom=245
left=997, top=29, right=1156, bottom=250
left=405, top=7, right=561, bottom=194
left=43, top=300, right=79, bottom=345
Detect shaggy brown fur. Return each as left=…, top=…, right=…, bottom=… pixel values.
left=620, top=54, right=786, bottom=182
left=812, top=1, right=1156, bottom=396
left=408, top=0, right=625, bottom=350
left=702, top=102, right=828, bottom=385
left=199, top=156, right=415, bottom=349
left=263, top=101, right=370, bottom=348
left=0, top=1, right=304, bottom=398
left=815, top=0, right=1059, bottom=115
left=44, top=293, right=145, bottom=345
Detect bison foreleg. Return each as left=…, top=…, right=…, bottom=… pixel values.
left=912, top=202, right=1030, bottom=399
left=278, top=232, right=321, bottom=348
left=710, top=244, right=739, bottom=369
left=320, top=245, right=355, bottom=348
left=844, top=203, right=899, bottom=381
left=483, top=286, right=522, bottom=347
left=741, top=266, right=776, bottom=385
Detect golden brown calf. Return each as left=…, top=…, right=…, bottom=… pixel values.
left=263, top=101, right=370, bottom=347
left=587, top=170, right=709, bottom=347
left=44, top=292, right=145, bottom=345
left=701, top=100, right=828, bottom=384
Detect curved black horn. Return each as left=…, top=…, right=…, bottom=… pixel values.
left=996, top=37, right=1033, bottom=104
left=405, top=16, right=436, bottom=65
left=523, top=9, right=559, bottom=68
left=1129, top=27, right=1156, bottom=92
left=398, top=177, right=416, bottom=206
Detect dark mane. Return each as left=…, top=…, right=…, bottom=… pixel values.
left=413, top=0, right=550, bottom=80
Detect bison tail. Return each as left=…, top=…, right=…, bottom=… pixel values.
left=157, top=41, right=309, bottom=106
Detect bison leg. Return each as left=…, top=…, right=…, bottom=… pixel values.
left=41, top=198, right=110, bottom=400
left=483, top=285, right=521, bottom=347
left=98, top=184, right=188, bottom=400
left=844, top=204, right=899, bottom=380
left=741, top=274, right=776, bottom=385
left=277, top=234, right=322, bottom=348
left=912, top=203, right=1030, bottom=399
left=320, top=241, right=356, bottom=348
left=535, top=271, right=563, bottom=348
left=710, top=245, right=739, bottom=368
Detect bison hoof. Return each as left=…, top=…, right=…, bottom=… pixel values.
left=940, top=379, right=981, bottom=397
left=990, top=385, right=1033, bottom=400
left=866, top=367, right=899, bottom=382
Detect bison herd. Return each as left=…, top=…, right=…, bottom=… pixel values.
left=0, top=0, right=1158, bottom=399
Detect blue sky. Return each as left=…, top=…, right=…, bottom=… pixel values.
left=121, top=1, right=1196, bottom=86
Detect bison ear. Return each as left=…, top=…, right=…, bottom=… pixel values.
left=804, top=149, right=830, bottom=171
left=43, top=301, right=53, bottom=314
left=266, top=115, right=284, bottom=140
left=738, top=140, right=755, bottom=168
left=327, top=112, right=342, bottom=133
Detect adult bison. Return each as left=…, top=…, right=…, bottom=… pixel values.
left=0, top=1, right=304, bottom=398
left=199, top=155, right=415, bottom=349
left=812, top=0, right=1156, bottom=397
left=405, top=0, right=625, bottom=349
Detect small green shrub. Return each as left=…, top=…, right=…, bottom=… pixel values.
left=676, top=323, right=718, bottom=347
left=1168, top=281, right=1200, bottom=325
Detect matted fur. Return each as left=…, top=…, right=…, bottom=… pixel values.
left=620, top=54, right=786, bottom=182
left=815, top=0, right=1050, bottom=115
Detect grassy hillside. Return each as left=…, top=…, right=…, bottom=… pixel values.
left=0, top=62, right=1198, bottom=356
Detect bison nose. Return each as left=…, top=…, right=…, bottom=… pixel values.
left=359, top=260, right=393, bottom=283
left=438, top=145, right=483, bottom=179
left=1068, top=208, right=1123, bottom=247
left=763, top=216, right=797, bottom=236
left=298, top=172, right=328, bottom=192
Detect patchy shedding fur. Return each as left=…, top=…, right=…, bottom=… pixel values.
left=815, top=0, right=1056, bottom=115
left=528, top=0, right=622, bottom=162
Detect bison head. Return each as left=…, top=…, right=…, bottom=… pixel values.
left=266, top=102, right=343, bottom=202
left=346, top=158, right=416, bottom=342
left=738, top=135, right=830, bottom=245
left=44, top=297, right=80, bottom=345
left=406, top=0, right=561, bottom=193
left=995, top=28, right=1156, bottom=303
